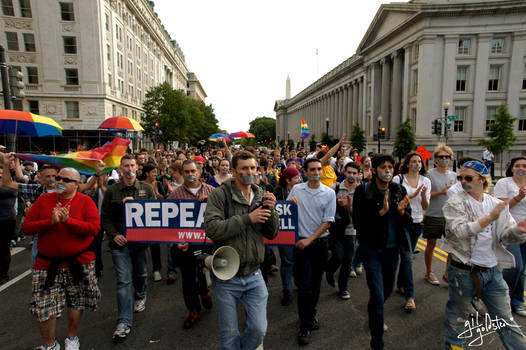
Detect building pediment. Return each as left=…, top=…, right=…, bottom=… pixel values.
left=358, top=5, right=419, bottom=54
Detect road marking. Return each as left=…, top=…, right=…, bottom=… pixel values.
left=416, top=239, right=447, bottom=262
left=0, top=269, right=31, bottom=293
left=11, top=247, right=25, bottom=256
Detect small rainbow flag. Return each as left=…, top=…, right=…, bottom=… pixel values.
left=16, top=137, right=130, bottom=175
left=301, top=119, right=310, bottom=140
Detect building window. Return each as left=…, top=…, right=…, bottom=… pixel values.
left=115, top=24, right=119, bottom=40
left=63, top=36, right=77, bottom=54
left=486, top=106, right=497, bottom=131
left=454, top=107, right=466, bottom=132
left=491, top=38, right=503, bottom=54
left=112, top=104, right=116, bottom=116
left=119, top=53, right=123, bottom=69
left=60, top=2, right=74, bottom=21
left=5, top=32, right=18, bottom=51
left=65, top=68, right=78, bottom=85
left=411, top=69, right=418, bottom=96
left=137, top=45, right=140, bottom=59
left=19, top=0, right=31, bottom=17
left=65, top=101, right=79, bottom=119
left=519, top=106, right=526, bottom=132
left=108, top=73, right=112, bottom=88
left=23, top=33, right=35, bottom=52
left=12, top=99, right=22, bottom=110
left=26, top=66, right=38, bottom=84
left=106, top=44, right=111, bottom=61
left=2, top=0, right=14, bottom=16
left=488, top=65, right=500, bottom=91
left=119, top=28, right=122, bottom=42
left=411, top=108, right=417, bottom=131
left=522, top=65, right=526, bottom=90
left=456, top=66, right=467, bottom=92
left=458, top=39, right=470, bottom=55
left=28, top=100, right=38, bottom=114
left=105, top=13, right=109, bottom=31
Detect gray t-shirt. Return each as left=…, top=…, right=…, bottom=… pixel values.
left=425, top=168, right=457, bottom=217
left=331, top=182, right=355, bottom=235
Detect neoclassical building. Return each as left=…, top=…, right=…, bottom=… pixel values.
left=0, top=0, right=205, bottom=150
left=275, top=0, right=526, bottom=161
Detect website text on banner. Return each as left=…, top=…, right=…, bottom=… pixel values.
left=124, top=199, right=298, bottom=246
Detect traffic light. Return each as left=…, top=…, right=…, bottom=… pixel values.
left=8, top=67, right=25, bottom=99
left=432, top=119, right=442, bottom=135
left=378, top=126, right=386, bottom=139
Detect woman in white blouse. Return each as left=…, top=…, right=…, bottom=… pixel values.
left=495, top=156, right=526, bottom=317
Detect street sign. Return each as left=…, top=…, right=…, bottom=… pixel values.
left=447, top=115, right=457, bottom=120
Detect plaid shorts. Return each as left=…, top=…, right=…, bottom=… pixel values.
left=30, top=261, right=100, bottom=322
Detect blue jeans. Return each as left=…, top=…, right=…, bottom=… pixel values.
left=278, top=246, right=294, bottom=294
left=166, top=244, right=177, bottom=278
left=327, top=235, right=355, bottom=292
left=445, top=263, right=526, bottom=349
left=31, top=235, right=38, bottom=267
left=110, top=244, right=149, bottom=326
left=503, top=242, right=526, bottom=310
left=212, top=270, right=268, bottom=350
left=352, top=241, right=363, bottom=270
left=396, top=223, right=423, bottom=299
left=361, top=245, right=399, bottom=350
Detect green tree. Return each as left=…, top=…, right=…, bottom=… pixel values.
left=248, top=117, right=276, bottom=145
left=308, top=134, right=317, bottom=152
left=142, top=82, right=219, bottom=145
left=393, top=119, right=416, bottom=161
left=477, top=104, right=518, bottom=176
left=349, top=123, right=366, bottom=153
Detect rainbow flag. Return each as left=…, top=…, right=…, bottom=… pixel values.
left=16, top=137, right=130, bottom=175
left=301, top=119, right=310, bottom=140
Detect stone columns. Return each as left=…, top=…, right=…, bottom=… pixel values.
left=402, top=46, right=410, bottom=123
left=358, top=78, right=364, bottom=128
left=380, top=57, right=391, bottom=129
left=391, top=51, right=403, bottom=138
left=353, top=81, right=359, bottom=127
left=343, top=86, right=349, bottom=135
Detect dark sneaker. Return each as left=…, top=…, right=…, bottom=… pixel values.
left=112, top=323, right=131, bottom=342
left=340, top=290, right=351, bottom=300
left=166, top=275, right=176, bottom=285
left=201, top=293, right=213, bottom=310
left=183, top=311, right=200, bottom=329
left=281, top=290, right=292, bottom=306
left=312, top=317, right=320, bottom=331
left=297, top=330, right=311, bottom=346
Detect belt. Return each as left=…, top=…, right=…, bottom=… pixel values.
left=311, top=237, right=328, bottom=244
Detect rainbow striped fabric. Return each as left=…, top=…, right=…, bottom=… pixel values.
left=16, top=137, right=130, bottom=175
left=301, top=119, right=310, bottom=139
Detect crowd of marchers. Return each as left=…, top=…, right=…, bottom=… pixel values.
left=1, top=137, right=526, bottom=350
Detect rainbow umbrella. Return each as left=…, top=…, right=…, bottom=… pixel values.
left=229, top=131, right=255, bottom=139
left=98, top=116, right=144, bottom=131
left=208, top=133, right=230, bottom=142
left=0, top=109, right=62, bottom=136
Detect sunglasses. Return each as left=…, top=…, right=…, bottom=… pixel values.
left=457, top=175, right=475, bottom=182
left=437, top=155, right=451, bottom=159
left=56, top=176, right=76, bottom=183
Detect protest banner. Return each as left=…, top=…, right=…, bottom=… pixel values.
left=124, top=199, right=298, bottom=246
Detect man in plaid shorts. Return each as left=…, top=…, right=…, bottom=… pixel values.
left=22, top=167, right=101, bottom=350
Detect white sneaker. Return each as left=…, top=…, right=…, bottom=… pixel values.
left=153, top=270, right=162, bottom=282
left=35, top=340, right=60, bottom=350
left=112, top=323, right=131, bottom=342
left=355, top=266, right=363, bottom=275
left=350, top=270, right=357, bottom=278
left=134, top=297, right=146, bottom=313
left=64, top=336, right=79, bottom=350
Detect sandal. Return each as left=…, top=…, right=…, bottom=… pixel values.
left=442, top=273, right=448, bottom=283
left=404, top=299, right=416, bottom=311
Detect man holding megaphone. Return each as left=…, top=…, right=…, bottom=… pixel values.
left=205, top=150, right=280, bottom=350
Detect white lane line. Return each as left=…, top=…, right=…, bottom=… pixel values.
left=11, top=247, right=26, bottom=256
left=0, top=269, right=31, bottom=292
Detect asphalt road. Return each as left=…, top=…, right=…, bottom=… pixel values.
left=0, top=238, right=522, bottom=350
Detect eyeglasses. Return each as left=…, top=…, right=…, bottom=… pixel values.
left=457, top=175, right=475, bottom=182
left=437, top=155, right=451, bottom=159
left=56, top=176, right=76, bottom=183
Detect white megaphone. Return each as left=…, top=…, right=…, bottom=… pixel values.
left=204, top=246, right=240, bottom=281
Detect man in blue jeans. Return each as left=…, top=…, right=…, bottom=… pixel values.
left=352, top=154, right=412, bottom=350
left=205, top=151, right=279, bottom=350
left=101, top=154, right=155, bottom=342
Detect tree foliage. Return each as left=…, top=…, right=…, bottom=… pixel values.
left=394, top=119, right=416, bottom=160
left=248, top=117, right=276, bottom=145
left=141, top=82, right=219, bottom=145
left=349, top=123, right=366, bottom=153
left=308, top=134, right=317, bottom=152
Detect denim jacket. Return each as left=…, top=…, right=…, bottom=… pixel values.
left=442, top=191, right=526, bottom=270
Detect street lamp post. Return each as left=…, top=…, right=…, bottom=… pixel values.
left=377, top=115, right=383, bottom=153
left=325, top=117, right=329, bottom=137
left=443, top=101, right=450, bottom=144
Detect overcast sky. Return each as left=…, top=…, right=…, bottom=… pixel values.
left=155, top=0, right=389, bottom=133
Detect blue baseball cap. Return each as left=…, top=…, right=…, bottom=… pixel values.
left=462, top=160, right=489, bottom=175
